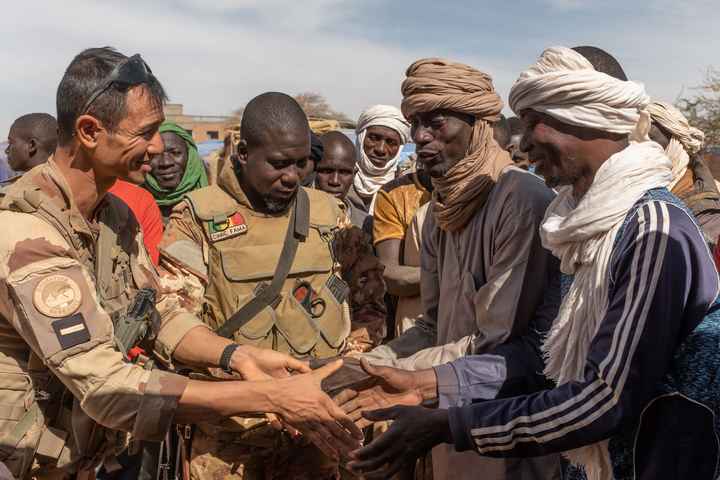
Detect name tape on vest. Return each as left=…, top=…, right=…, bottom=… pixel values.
left=208, top=212, right=248, bottom=242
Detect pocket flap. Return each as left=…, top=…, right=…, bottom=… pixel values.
left=219, top=243, right=332, bottom=282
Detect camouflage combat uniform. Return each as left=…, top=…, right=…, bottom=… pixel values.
left=0, top=159, right=206, bottom=479
left=160, top=160, right=353, bottom=479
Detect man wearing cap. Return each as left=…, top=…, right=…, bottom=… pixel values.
left=349, top=46, right=720, bottom=480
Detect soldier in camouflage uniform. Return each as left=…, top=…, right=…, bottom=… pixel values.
left=0, top=48, right=361, bottom=480
left=160, top=93, right=380, bottom=479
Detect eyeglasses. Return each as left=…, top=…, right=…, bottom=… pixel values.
left=80, top=54, right=155, bottom=115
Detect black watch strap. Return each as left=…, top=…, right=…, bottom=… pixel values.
left=219, top=343, right=240, bottom=373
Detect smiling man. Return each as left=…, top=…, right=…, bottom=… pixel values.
left=359, top=57, right=560, bottom=480
left=349, top=46, right=720, bottom=480
left=0, top=49, right=361, bottom=480
left=348, top=105, right=411, bottom=213
left=143, top=121, right=209, bottom=223
left=160, top=92, right=358, bottom=479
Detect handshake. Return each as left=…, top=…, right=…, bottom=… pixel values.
left=232, top=347, right=449, bottom=479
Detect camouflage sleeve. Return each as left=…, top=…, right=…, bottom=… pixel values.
left=130, top=223, right=209, bottom=367
left=154, top=201, right=210, bottom=361
left=0, top=211, right=187, bottom=441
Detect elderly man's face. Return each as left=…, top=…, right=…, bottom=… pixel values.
left=363, top=126, right=401, bottom=167
left=410, top=109, right=474, bottom=178
left=519, top=110, right=589, bottom=188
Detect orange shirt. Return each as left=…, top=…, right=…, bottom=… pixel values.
left=108, top=180, right=163, bottom=265
left=372, top=171, right=431, bottom=246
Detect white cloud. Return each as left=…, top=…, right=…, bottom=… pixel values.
left=0, top=0, right=718, bottom=139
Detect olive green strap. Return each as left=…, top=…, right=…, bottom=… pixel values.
left=216, top=189, right=310, bottom=338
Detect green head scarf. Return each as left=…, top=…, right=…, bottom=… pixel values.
left=144, top=121, right=209, bottom=206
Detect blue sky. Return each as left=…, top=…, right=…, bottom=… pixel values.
left=1, top=0, right=718, bottom=138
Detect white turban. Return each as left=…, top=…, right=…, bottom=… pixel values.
left=647, top=100, right=705, bottom=189
left=509, top=46, right=650, bottom=134
left=353, top=105, right=411, bottom=203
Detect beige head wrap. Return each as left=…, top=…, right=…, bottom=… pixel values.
left=509, top=47, right=668, bottom=480
left=509, top=46, right=650, bottom=134
left=401, top=58, right=512, bottom=232
left=646, top=100, right=705, bottom=189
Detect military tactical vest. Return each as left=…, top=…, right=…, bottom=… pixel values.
left=184, top=185, right=351, bottom=359
left=0, top=181, right=149, bottom=476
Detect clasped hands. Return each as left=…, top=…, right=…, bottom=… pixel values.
left=226, top=346, right=452, bottom=477
left=333, top=358, right=453, bottom=479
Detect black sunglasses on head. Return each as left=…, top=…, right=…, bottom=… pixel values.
left=80, top=54, right=154, bottom=115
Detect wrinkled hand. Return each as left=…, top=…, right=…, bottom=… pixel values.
left=231, top=344, right=310, bottom=381
left=334, top=358, right=428, bottom=429
left=348, top=405, right=452, bottom=479
left=272, top=359, right=364, bottom=460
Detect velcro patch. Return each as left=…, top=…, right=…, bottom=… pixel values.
left=52, top=313, right=91, bottom=350
left=208, top=212, right=248, bottom=242
left=326, top=275, right=349, bottom=305
left=33, top=274, right=82, bottom=318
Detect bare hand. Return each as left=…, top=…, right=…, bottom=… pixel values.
left=348, top=405, right=451, bottom=479
left=334, top=358, right=429, bottom=429
left=228, top=345, right=310, bottom=434
left=231, top=344, right=310, bottom=381
left=272, top=359, right=364, bottom=460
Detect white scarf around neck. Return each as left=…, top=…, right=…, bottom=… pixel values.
left=540, top=137, right=672, bottom=479
left=353, top=105, right=410, bottom=206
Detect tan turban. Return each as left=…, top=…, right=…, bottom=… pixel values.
left=401, top=58, right=512, bottom=232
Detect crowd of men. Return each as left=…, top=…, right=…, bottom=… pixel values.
left=0, top=43, right=719, bottom=480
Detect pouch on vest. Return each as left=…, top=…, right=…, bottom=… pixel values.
left=187, top=187, right=350, bottom=356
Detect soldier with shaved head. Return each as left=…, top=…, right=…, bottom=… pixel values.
left=0, top=49, right=360, bottom=480
left=160, top=92, right=360, bottom=479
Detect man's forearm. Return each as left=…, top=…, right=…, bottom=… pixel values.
left=172, top=325, right=250, bottom=372
left=174, top=378, right=276, bottom=424
left=383, top=264, right=421, bottom=297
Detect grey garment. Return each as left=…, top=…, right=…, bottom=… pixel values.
left=364, top=167, right=561, bottom=480
left=366, top=167, right=556, bottom=370
left=434, top=356, right=507, bottom=409
left=345, top=183, right=370, bottom=214
left=343, top=196, right=373, bottom=239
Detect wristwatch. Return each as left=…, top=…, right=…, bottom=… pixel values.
left=219, top=343, right=241, bottom=374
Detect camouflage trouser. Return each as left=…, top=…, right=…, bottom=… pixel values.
left=189, top=423, right=339, bottom=480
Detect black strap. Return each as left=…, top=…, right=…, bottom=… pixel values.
left=216, top=189, right=310, bottom=338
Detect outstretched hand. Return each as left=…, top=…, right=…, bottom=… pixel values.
left=334, top=358, right=434, bottom=429
left=348, top=405, right=452, bottom=479
left=271, top=359, right=364, bottom=460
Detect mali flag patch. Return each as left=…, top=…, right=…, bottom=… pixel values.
left=208, top=212, right=248, bottom=242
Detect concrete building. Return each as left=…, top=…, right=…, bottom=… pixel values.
left=163, top=103, right=237, bottom=143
